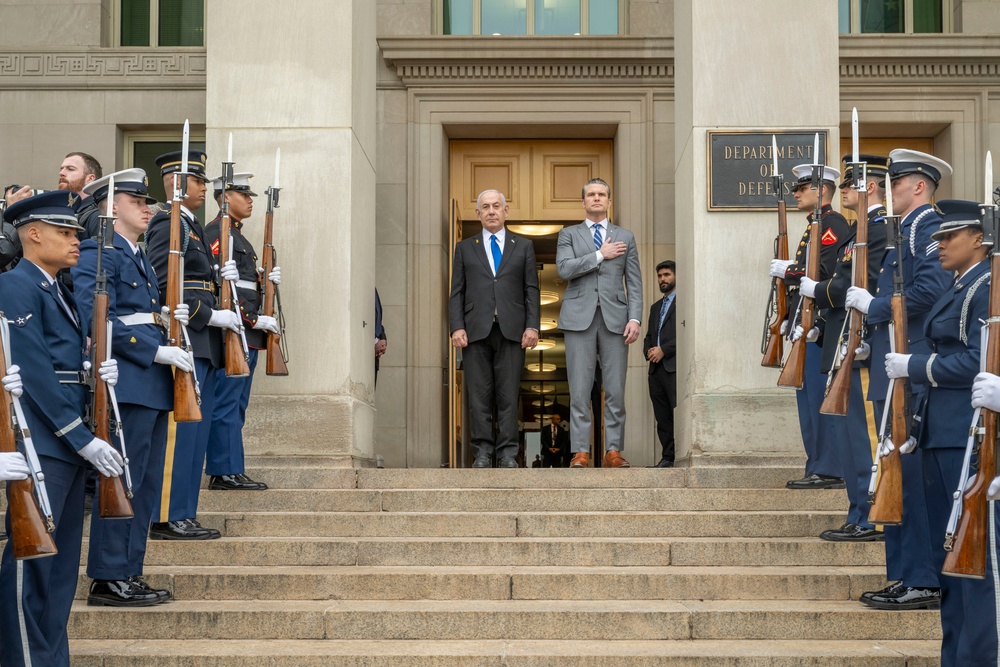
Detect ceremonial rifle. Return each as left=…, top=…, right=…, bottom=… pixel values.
left=218, top=141, right=250, bottom=378
left=761, top=135, right=788, bottom=369
left=942, top=153, right=997, bottom=579
left=88, top=184, right=133, bottom=519
left=0, top=314, right=57, bottom=559
left=167, top=120, right=202, bottom=421
left=263, top=148, right=288, bottom=376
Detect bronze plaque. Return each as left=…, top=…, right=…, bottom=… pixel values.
left=707, top=131, right=830, bottom=211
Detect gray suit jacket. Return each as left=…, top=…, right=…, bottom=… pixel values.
left=449, top=230, right=540, bottom=343
left=556, top=222, right=642, bottom=333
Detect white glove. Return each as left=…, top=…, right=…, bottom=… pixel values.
left=845, top=286, right=874, bottom=315
left=253, top=315, right=279, bottom=334
left=268, top=266, right=281, bottom=285
left=971, top=372, right=1000, bottom=412
left=878, top=435, right=917, bottom=458
left=2, top=364, right=22, bottom=398
left=0, top=452, right=29, bottom=481
left=219, top=260, right=239, bottom=282
left=98, top=359, right=118, bottom=387
left=799, top=277, right=818, bottom=299
left=209, top=309, right=242, bottom=333
left=154, top=346, right=194, bottom=372
left=854, top=341, right=871, bottom=361
left=792, top=326, right=820, bottom=343
left=769, top=259, right=794, bottom=279
left=161, top=304, right=190, bottom=328
left=779, top=321, right=789, bottom=336
left=988, top=476, right=1000, bottom=501
left=885, top=353, right=911, bottom=379
left=79, top=437, right=123, bottom=477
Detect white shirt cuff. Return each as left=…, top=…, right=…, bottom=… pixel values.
left=595, top=250, right=604, bottom=264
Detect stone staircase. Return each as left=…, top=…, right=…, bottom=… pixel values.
left=67, top=458, right=942, bottom=666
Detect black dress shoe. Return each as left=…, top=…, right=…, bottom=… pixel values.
left=128, top=575, right=171, bottom=602
left=497, top=457, right=518, bottom=468
left=472, top=456, right=491, bottom=468
left=786, top=474, right=846, bottom=490
left=0, top=532, right=6, bottom=541
left=865, top=585, right=941, bottom=610
left=653, top=457, right=674, bottom=468
left=88, top=579, right=161, bottom=607
left=860, top=581, right=904, bottom=604
left=820, top=523, right=884, bottom=542
left=209, top=474, right=266, bottom=490
left=149, top=519, right=220, bottom=541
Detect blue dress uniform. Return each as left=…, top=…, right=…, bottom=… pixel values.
left=0, top=192, right=92, bottom=667
left=143, top=151, right=222, bottom=536
left=71, top=170, right=174, bottom=591
left=812, top=186, right=890, bottom=536
left=863, top=150, right=953, bottom=604
left=783, top=165, right=853, bottom=485
left=908, top=201, right=998, bottom=667
left=202, top=173, right=267, bottom=488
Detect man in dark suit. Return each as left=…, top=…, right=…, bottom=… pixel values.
left=643, top=260, right=676, bottom=468
left=375, top=288, right=387, bottom=386
left=449, top=189, right=540, bottom=468
left=540, top=413, right=569, bottom=468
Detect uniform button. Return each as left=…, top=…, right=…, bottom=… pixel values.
left=147, top=283, right=152, bottom=287
left=151, top=299, right=156, bottom=304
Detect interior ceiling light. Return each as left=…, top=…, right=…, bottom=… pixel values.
left=539, top=291, right=560, bottom=306
left=507, top=223, right=564, bottom=237
left=534, top=338, right=555, bottom=351
left=531, top=397, right=554, bottom=407
left=539, top=318, right=558, bottom=331
left=526, top=363, right=557, bottom=373
left=529, top=384, right=555, bottom=393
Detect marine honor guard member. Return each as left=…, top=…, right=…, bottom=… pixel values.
left=144, top=150, right=241, bottom=540
left=770, top=163, right=852, bottom=489
left=0, top=191, right=122, bottom=667
left=204, top=172, right=279, bottom=490
left=798, top=155, right=890, bottom=542
left=72, top=168, right=192, bottom=605
left=846, top=148, right=953, bottom=611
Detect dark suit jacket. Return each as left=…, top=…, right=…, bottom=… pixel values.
left=540, top=423, right=569, bottom=462
left=449, top=230, right=540, bottom=343
left=375, top=288, right=386, bottom=372
left=643, top=294, right=676, bottom=374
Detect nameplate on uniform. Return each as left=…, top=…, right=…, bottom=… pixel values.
left=706, top=130, right=830, bottom=211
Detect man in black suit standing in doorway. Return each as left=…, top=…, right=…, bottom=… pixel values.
left=643, top=260, right=676, bottom=467
left=449, top=190, right=541, bottom=468
left=540, top=413, right=569, bottom=467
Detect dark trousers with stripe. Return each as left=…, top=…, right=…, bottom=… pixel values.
left=796, top=341, right=840, bottom=477
left=88, top=405, right=168, bottom=580
left=820, top=368, right=875, bottom=528
left=0, top=455, right=87, bottom=667
left=206, top=349, right=258, bottom=476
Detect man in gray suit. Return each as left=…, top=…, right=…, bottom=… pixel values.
left=557, top=178, right=643, bottom=468
left=449, top=190, right=540, bottom=468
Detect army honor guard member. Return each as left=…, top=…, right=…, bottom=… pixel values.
left=204, top=173, right=278, bottom=490
left=0, top=191, right=122, bottom=667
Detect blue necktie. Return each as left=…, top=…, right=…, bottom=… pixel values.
left=490, top=234, right=502, bottom=274
left=593, top=224, right=603, bottom=251
left=657, top=296, right=670, bottom=347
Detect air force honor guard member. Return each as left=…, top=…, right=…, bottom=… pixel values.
left=144, top=151, right=241, bottom=540
left=0, top=191, right=123, bottom=667
left=72, top=169, right=191, bottom=605
left=846, top=148, right=953, bottom=610
left=204, top=173, right=278, bottom=490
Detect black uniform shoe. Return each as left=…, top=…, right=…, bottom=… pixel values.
left=88, top=579, right=161, bottom=607
left=786, top=474, right=846, bottom=490
left=0, top=532, right=6, bottom=541
left=472, top=456, right=491, bottom=468
left=653, top=457, right=674, bottom=468
left=209, top=474, right=267, bottom=491
left=497, top=457, right=518, bottom=468
left=820, top=523, right=885, bottom=542
left=149, top=519, right=220, bottom=541
left=865, top=585, right=941, bottom=610
left=860, top=581, right=904, bottom=605
left=128, top=575, right=171, bottom=602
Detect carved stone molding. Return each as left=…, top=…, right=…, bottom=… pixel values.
left=840, top=34, right=1000, bottom=86
left=0, top=48, right=207, bottom=90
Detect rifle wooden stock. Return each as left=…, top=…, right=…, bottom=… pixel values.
left=777, top=214, right=820, bottom=389
left=0, top=325, right=57, bottom=560
left=219, top=214, right=250, bottom=378
left=167, top=195, right=202, bottom=422
left=91, top=294, right=133, bottom=520
left=262, top=209, right=288, bottom=376
left=762, top=200, right=789, bottom=368
left=869, top=295, right=908, bottom=525
left=821, top=187, right=870, bottom=415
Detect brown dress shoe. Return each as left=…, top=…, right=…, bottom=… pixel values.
left=603, top=450, right=631, bottom=468
left=570, top=452, right=589, bottom=468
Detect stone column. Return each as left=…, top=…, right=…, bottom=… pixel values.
left=673, top=1, right=840, bottom=462
left=206, top=0, right=377, bottom=466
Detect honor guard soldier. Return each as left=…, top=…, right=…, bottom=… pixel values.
left=884, top=200, right=995, bottom=666
left=846, top=148, right=953, bottom=610
left=203, top=173, right=278, bottom=490
left=72, top=169, right=192, bottom=605
left=0, top=191, right=122, bottom=667
left=144, top=150, right=241, bottom=540
left=798, top=155, right=891, bottom=541
left=770, top=164, right=852, bottom=489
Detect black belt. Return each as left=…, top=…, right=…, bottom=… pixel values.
left=56, top=370, right=87, bottom=385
